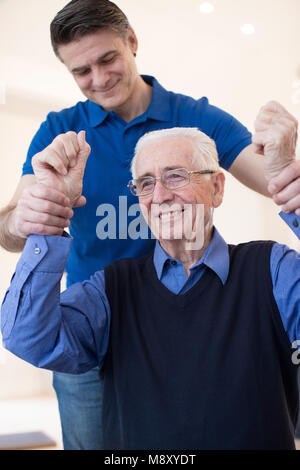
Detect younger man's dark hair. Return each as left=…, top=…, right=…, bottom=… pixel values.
left=50, top=0, right=130, bottom=58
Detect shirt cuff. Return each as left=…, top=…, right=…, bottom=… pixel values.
left=21, top=234, right=73, bottom=272
left=279, top=212, right=300, bottom=239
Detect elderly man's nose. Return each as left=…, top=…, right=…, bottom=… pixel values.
left=151, top=180, right=174, bottom=203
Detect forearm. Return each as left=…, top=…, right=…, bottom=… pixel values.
left=1, top=235, right=72, bottom=370
left=229, top=145, right=271, bottom=198
left=0, top=205, right=26, bottom=253
left=1, top=234, right=109, bottom=373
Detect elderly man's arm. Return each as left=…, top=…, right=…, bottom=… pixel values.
left=0, top=131, right=89, bottom=254
left=1, top=131, right=109, bottom=372
left=271, top=235, right=300, bottom=350
left=1, top=234, right=110, bottom=373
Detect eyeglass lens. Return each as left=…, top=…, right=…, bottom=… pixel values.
left=132, top=169, right=189, bottom=196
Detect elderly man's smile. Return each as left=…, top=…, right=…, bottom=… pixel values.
left=159, top=208, right=185, bottom=221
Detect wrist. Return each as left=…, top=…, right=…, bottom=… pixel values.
left=264, top=159, right=295, bottom=182
left=0, top=208, right=26, bottom=253
left=6, top=208, right=26, bottom=240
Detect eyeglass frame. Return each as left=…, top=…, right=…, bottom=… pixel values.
left=127, top=168, right=216, bottom=197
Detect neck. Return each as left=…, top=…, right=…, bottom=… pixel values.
left=160, top=227, right=214, bottom=277
left=114, top=76, right=152, bottom=123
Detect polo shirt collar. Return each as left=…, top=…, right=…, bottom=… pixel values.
left=87, top=99, right=109, bottom=127
left=142, top=75, right=172, bottom=122
left=86, top=75, right=172, bottom=128
left=153, top=227, right=230, bottom=285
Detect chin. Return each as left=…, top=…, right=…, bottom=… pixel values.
left=93, top=96, right=119, bottom=109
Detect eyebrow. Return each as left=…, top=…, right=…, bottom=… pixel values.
left=71, top=50, right=118, bottom=74
left=137, top=166, right=183, bottom=179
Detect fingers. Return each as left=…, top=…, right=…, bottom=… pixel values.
left=52, top=131, right=80, bottom=169
left=32, top=131, right=82, bottom=175
left=77, top=131, right=91, bottom=169
left=269, top=161, right=300, bottom=215
left=255, top=114, right=297, bottom=135
left=77, top=130, right=86, bottom=146
left=24, top=194, right=73, bottom=219
left=281, top=194, right=300, bottom=216
left=32, top=148, right=68, bottom=176
left=13, top=209, right=70, bottom=238
left=258, top=101, right=298, bottom=122
left=16, top=221, right=65, bottom=237
left=31, top=131, right=91, bottom=211
left=268, top=161, right=300, bottom=195
left=252, top=131, right=268, bottom=148
left=27, top=184, right=70, bottom=207
left=11, top=184, right=73, bottom=238
left=73, top=195, right=87, bottom=208
left=272, top=178, right=300, bottom=208
left=253, top=121, right=296, bottom=157
left=18, top=207, right=71, bottom=229
left=254, top=101, right=298, bottom=138
left=253, top=101, right=298, bottom=181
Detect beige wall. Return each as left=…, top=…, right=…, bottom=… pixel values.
left=0, top=0, right=300, bottom=399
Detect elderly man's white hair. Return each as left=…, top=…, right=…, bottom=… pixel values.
left=130, top=127, right=220, bottom=179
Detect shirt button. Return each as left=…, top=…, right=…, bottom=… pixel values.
left=34, top=247, right=41, bottom=255
left=171, top=261, right=177, bottom=266
left=293, top=220, right=299, bottom=228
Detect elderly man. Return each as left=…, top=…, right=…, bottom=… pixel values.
left=1, top=127, right=300, bottom=450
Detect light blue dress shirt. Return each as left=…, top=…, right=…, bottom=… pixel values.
left=1, top=212, right=300, bottom=374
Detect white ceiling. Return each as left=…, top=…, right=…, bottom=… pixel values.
left=0, top=0, right=299, bottom=129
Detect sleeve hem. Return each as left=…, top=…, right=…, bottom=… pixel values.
left=222, top=139, right=252, bottom=171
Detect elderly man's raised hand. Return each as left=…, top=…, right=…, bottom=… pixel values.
left=253, top=101, right=300, bottom=214
left=7, top=131, right=90, bottom=239
left=253, top=101, right=298, bottom=179
left=32, top=131, right=91, bottom=208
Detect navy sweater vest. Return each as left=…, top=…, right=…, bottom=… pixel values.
left=103, top=241, right=299, bottom=450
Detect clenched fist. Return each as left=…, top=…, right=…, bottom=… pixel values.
left=8, top=131, right=91, bottom=239
left=32, top=130, right=91, bottom=207
left=253, top=101, right=298, bottom=181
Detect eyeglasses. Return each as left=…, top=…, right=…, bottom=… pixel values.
left=127, top=168, right=216, bottom=197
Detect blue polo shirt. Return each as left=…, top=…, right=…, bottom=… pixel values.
left=22, top=75, right=252, bottom=284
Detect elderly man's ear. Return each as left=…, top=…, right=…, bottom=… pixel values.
left=211, top=171, right=225, bottom=208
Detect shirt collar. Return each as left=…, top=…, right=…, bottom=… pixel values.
left=87, top=99, right=109, bottom=127
left=87, top=75, right=172, bottom=128
left=153, top=227, right=230, bottom=285
left=142, top=75, right=172, bottom=122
